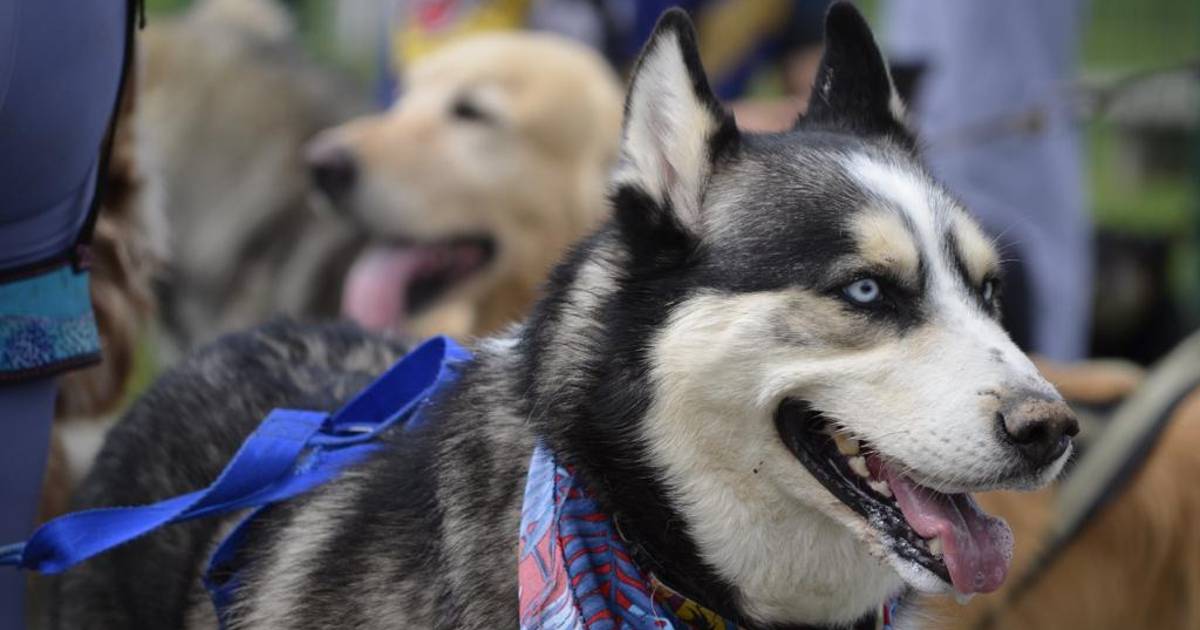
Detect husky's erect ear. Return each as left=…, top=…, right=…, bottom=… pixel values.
left=612, top=9, right=738, bottom=247
left=800, top=2, right=912, bottom=146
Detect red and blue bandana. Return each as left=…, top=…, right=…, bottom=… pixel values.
left=517, top=444, right=896, bottom=630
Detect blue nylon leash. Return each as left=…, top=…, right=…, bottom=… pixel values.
left=0, top=335, right=471, bottom=611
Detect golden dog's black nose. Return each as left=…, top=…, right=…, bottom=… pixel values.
left=998, top=394, right=1079, bottom=467
left=306, top=138, right=357, bottom=202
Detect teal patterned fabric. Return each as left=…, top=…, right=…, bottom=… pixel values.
left=0, top=264, right=100, bottom=379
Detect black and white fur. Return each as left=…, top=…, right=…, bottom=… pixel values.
left=51, top=6, right=1074, bottom=629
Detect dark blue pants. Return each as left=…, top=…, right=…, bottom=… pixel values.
left=0, top=0, right=129, bottom=627
left=0, top=381, right=56, bottom=628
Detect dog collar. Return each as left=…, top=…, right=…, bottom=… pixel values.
left=517, top=443, right=896, bottom=629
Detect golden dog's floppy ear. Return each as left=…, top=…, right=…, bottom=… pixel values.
left=612, top=9, right=738, bottom=244
left=799, top=2, right=912, bottom=147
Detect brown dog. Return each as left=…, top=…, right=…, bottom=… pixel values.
left=307, top=33, right=624, bottom=340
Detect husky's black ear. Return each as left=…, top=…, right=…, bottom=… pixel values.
left=801, top=3, right=911, bottom=145
left=612, top=9, right=738, bottom=246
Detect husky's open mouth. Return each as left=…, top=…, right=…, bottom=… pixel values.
left=341, top=236, right=496, bottom=331
left=775, top=399, right=1013, bottom=595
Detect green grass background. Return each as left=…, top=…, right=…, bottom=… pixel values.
left=1083, top=0, right=1198, bottom=311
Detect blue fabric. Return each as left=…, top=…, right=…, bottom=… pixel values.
left=0, top=1, right=129, bottom=626
left=0, top=378, right=57, bottom=630
left=0, top=0, right=128, bottom=269
left=0, top=265, right=101, bottom=377
left=1, top=335, right=472, bottom=624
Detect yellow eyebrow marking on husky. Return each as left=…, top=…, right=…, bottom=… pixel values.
left=951, top=213, right=999, bottom=282
left=851, top=210, right=921, bottom=285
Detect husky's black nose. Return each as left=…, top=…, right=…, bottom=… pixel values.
left=998, top=393, right=1079, bottom=467
left=306, top=138, right=357, bottom=202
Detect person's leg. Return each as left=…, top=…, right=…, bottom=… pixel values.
left=0, top=378, right=57, bottom=630
left=0, top=2, right=130, bottom=626
left=884, top=0, right=1092, bottom=361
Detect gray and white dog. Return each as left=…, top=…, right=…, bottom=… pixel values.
left=51, top=6, right=1078, bottom=629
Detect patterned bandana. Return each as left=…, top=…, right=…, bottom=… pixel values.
left=517, top=443, right=895, bottom=630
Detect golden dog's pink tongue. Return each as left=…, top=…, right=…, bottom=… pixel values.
left=341, top=247, right=424, bottom=333
left=880, top=465, right=1013, bottom=595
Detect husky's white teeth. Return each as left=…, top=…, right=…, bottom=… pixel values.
left=929, top=535, right=944, bottom=557
left=832, top=432, right=860, bottom=456
left=848, top=456, right=870, bottom=479
left=867, top=479, right=892, bottom=498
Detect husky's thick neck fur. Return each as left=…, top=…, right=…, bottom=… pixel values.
left=513, top=5, right=1073, bottom=627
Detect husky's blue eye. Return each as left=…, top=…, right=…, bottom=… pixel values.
left=843, top=278, right=882, bottom=305
left=981, top=278, right=997, bottom=302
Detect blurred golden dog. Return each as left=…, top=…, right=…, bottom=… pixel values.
left=306, top=32, right=623, bottom=340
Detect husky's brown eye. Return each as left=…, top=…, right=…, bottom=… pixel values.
left=450, top=98, right=491, bottom=123
left=843, top=278, right=882, bottom=305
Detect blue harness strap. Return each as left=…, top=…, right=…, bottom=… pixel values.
left=0, top=335, right=471, bottom=609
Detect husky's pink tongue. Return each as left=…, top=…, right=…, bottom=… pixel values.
left=341, top=246, right=425, bottom=333
left=878, top=464, right=1013, bottom=595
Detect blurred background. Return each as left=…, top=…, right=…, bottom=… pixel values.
left=12, top=1, right=1200, bottom=628
left=134, top=0, right=1199, bottom=373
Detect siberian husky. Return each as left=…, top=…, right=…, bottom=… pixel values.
left=51, top=5, right=1076, bottom=629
